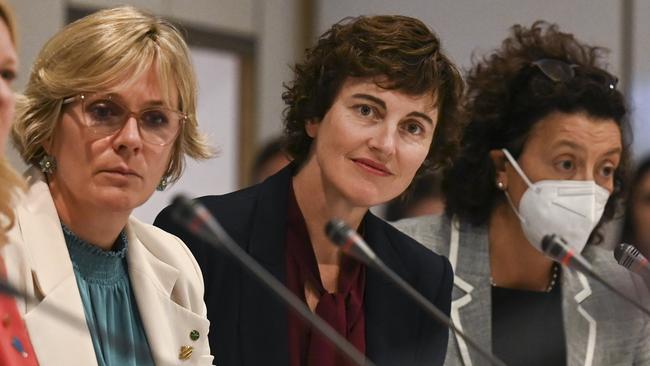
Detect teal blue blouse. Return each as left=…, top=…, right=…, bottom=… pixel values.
left=62, top=225, right=155, bottom=366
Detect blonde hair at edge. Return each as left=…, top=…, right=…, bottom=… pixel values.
left=12, top=5, right=213, bottom=187
left=0, top=0, right=23, bottom=247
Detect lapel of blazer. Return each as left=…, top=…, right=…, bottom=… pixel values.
left=126, top=221, right=212, bottom=365
left=562, top=266, right=596, bottom=366
left=364, top=213, right=421, bottom=365
left=16, top=168, right=97, bottom=366
left=448, top=216, right=492, bottom=366
left=239, top=166, right=292, bottom=366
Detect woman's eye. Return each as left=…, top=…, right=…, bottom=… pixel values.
left=0, top=69, right=15, bottom=83
left=142, top=110, right=170, bottom=127
left=404, top=122, right=424, bottom=136
left=600, top=165, right=616, bottom=177
left=557, top=160, right=574, bottom=171
left=88, top=101, right=123, bottom=123
left=357, top=104, right=374, bottom=117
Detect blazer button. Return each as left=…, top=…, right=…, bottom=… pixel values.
left=190, top=330, right=200, bottom=341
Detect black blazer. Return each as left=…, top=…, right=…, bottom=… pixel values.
left=154, top=165, right=454, bottom=366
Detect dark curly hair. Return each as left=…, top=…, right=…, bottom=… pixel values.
left=444, top=21, right=630, bottom=237
left=282, top=15, right=464, bottom=178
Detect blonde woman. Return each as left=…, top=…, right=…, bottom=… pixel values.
left=0, top=0, right=19, bottom=241
left=4, top=6, right=213, bottom=366
left=0, top=1, right=38, bottom=364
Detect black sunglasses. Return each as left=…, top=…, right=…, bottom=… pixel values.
left=531, top=58, right=618, bottom=91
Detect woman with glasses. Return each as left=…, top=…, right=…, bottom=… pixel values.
left=396, top=21, right=650, bottom=365
left=4, top=6, right=213, bottom=366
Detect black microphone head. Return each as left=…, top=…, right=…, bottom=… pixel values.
left=325, top=219, right=350, bottom=247
left=325, top=219, right=379, bottom=266
left=541, top=234, right=569, bottom=262
left=541, top=234, right=558, bottom=254
left=170, top=194, right=201, bottom=228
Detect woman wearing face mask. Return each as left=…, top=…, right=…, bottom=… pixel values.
left=4, top=6, right=213, bottom=366
left=156, top=15, right=463, bottom=366
left=396, top=21, right=649, bottom=365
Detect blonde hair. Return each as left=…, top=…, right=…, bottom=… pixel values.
left=12, top=6, right=212, bottom=183
left=0, top=0, right=21, bottom=245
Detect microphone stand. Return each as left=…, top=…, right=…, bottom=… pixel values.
left=543, top=234, right=650, bottom=317
left=326, top=219, right=506, bottom=366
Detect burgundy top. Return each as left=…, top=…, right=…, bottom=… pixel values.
left=0, top=258, right=38, bottom=366
left=285, top=186, right=366, bottom=366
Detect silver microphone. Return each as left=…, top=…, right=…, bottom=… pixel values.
left=614, top=243, right=650, bottom=281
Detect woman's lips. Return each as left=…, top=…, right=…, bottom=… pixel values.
left=352, top=158, right=392, bottom=177
left=99, top=167, right=141, bottom=178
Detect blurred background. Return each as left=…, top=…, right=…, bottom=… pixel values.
left=5, top=0, right=646, bottom=223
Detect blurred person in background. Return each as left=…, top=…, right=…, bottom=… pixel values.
left=252, top=135, right=291, bottom=183
left=396, top=21, right=650, bottom=365
left=621, top=157, right=650, bottom=259
left=0, top=0, right=38, bottom=364
left=384, top=170, right=445, bottom=222
left=156, top=14, right=463, bottom=366
left=4, top=6, right=214, bottom=365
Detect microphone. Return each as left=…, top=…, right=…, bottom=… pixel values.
left=0, top=279, right=30, bottom=300
left=170, top=195, right=375, bottom=366
left=541, top=234, right=650, bottom=317
left=614, top=243, right=650, bottom=281
left=325, top=219, right=507, bottom=366
left=325, top=220, right=377, bottom=265
left=540, top=234, right=594, bottom=274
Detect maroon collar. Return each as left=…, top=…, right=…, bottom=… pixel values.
left=285, top=183, right=366, bottom=366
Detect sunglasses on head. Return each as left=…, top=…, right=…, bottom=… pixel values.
left=531, top=58, right=618, bottom=91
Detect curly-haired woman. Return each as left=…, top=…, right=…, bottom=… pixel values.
left=396, top=21, right=650, bottom=366
left=156, top=15, right=464, bottom=366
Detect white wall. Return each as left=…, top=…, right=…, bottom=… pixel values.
left=255, top=0, right=303, bottom=143
left=317, top=0, right=623, bottom=75
left=7, top=0, right=65, bottom=171
left=631, top=1, right=650, bottom=159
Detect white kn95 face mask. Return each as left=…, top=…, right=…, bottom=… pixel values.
left=501, top=148, right=610, bottom=254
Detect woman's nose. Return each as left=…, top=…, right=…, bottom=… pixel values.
left=367, top=124, right=397, bottom=158
left=112, top=115, right=143, bottom=152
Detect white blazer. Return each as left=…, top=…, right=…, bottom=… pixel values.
left=2, top=168, right=213, bottom=366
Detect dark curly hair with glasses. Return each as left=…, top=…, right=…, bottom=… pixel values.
left=282, top=15, right=464, bottom=178
left=443, top=21, right=630, bottom=234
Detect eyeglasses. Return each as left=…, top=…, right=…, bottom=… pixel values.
left=62, top=93, right=186, bottom=146
left=531, top=58, right=618, bottom=91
